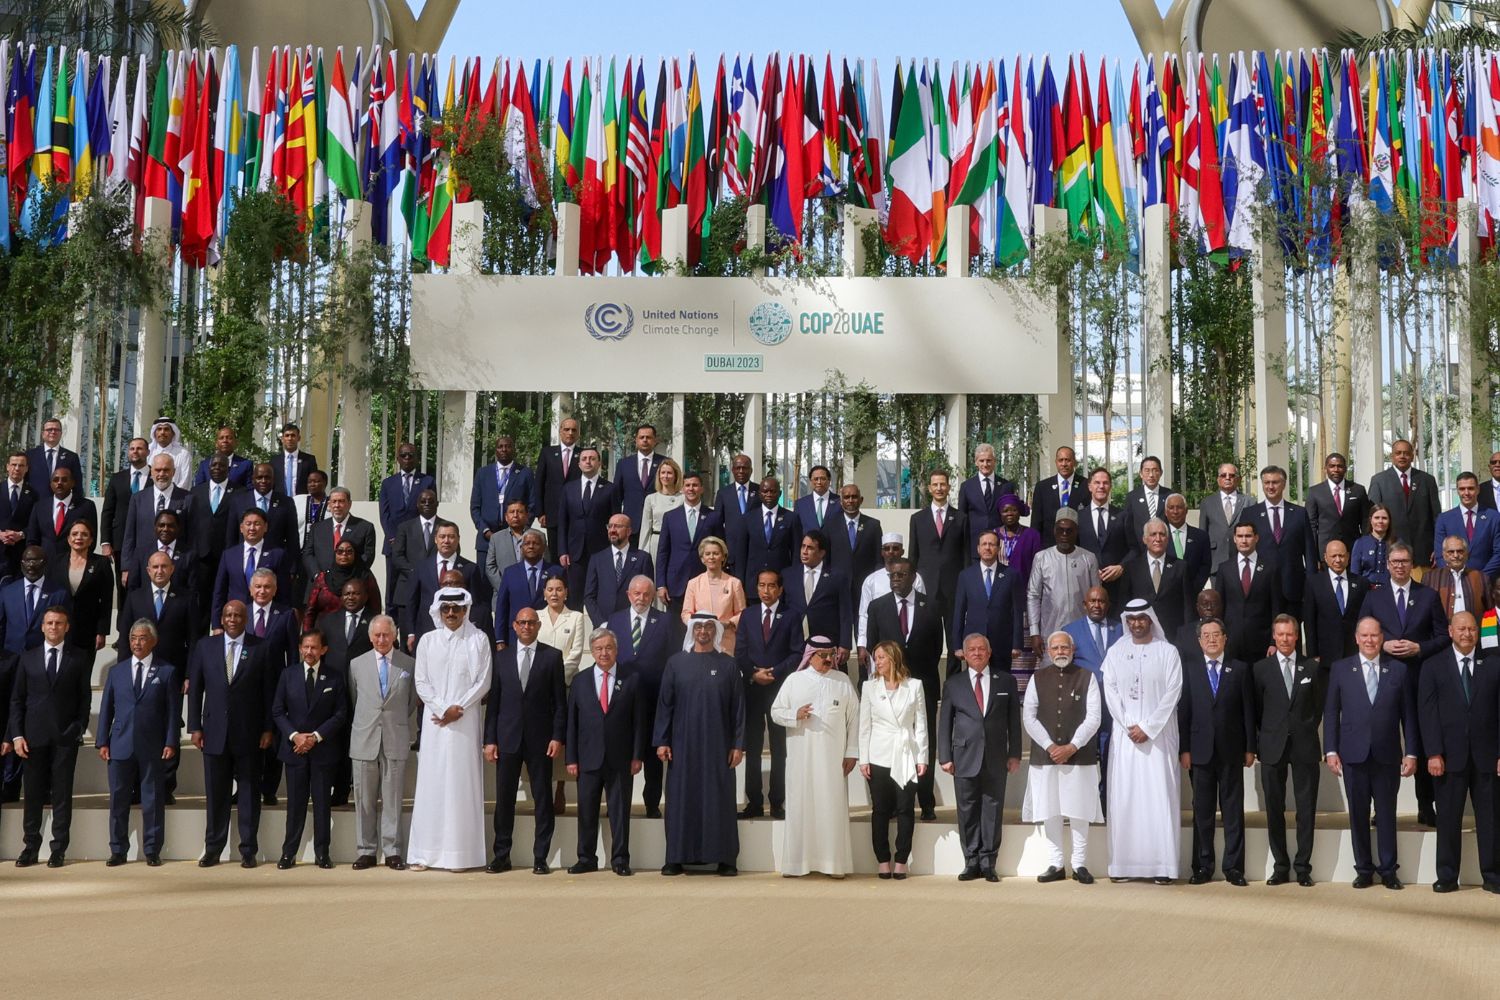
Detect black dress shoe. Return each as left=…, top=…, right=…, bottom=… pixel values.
left=892, top=871, right=908, bottom=881
left=1382, top=873, right=1404, bottom=890
left=1227, top=874, right=1249, bottom=887
left=1037, top=865, right=1066, bottom=883
left=717, top=863, right=738, bottom=876
left=146, top=855, right=162, bottom=867
left=532, top=862, right=551, bottom=875
left=1188, top=872, right=1211, bottom=885
left=1484, top=881, right=1500, bottom=894
left=106, top=854, right=127, bottom=867
left=957, top=866, right=981, bottom=882
left=661, top=863, right=684, bottom=876
left=1151, top=876, right=1174, bottom=885
left=983, top=868, right=1000, bottom=883
left=164, top=793, right=176, bottom=806
left=276, top=856, right=295, bottom=870
left=1352, top=874, right=1374, bottom=888
left=262, top=795, right=278, bottom=806
left=352, top=855, right=377, bottom=871
left=1417, top=811, right=1437, bottom=828
left=198, top=856, right=220, bottom=868
left=613, top=864, right=634, bottom=876
left=1072, top=867, right=1094, bottom=885
left=1266, top=872, right=1289, bottom=886
left=15, top=851, right=38, bottom=868
left=386, top=856, right=408, bottom=871
left=47, top=853, right=64, bottom=868
left=241, top=857, right=258, bottom=869
left=330, top=795, right=350, bottom=807
left=919, top=809, right=937, bottom=822
left=878, top=870, right=893, bottom=880
left=567, top=861, right=599, bottom=874
left=736, top=806, right=764, bottom=819
left=1433, top=880, right=1459, bottom=893
left=645, top=807, right=662, bottom=819
left=486, top=858, right=512, bottom=873
left=316, top=855, right=334, bottom=870
left=1298, top=875, right=1314, bottom=887
left=769, top=807, right=786, bottom=820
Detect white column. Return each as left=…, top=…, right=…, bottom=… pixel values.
left=1034, top=205, right=1073, bottom=480
left=1140, top=203, right=1173, bottom=485
left=554, top=202, right=581, bottom=277
left=133, top=197, right=173, bottom=437
left=338, top=200, right=374, bottom=500
left=1456, top=201, right=1484, bottom=474
left=943, top=205, right=970, bottom=491
left=1252, top=227, right=1291, bottom=487
left=742, top=204, right=768, bottom=475
left=662, top=205, right=690, bottom=270
left=1347, top=202, right=1385, bottom=482
left=842, top=207, right=880, bottom=498
left=438, top=201, right=485, bottom=539
left=671, top=393, right=686, bottom=466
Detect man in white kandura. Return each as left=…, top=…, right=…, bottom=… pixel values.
left=1101, top=598, right=1183, bottom=884
left=406, top=588, right=494, bottom=871
left=1022, top=631, right=1103, bottom=885
left=770, top=635, right=861, bottom=878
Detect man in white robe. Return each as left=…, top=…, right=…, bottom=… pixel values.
left=1023, top=631, right=1103, bottom=884
left=1027, top=509, right=1099, bottom=652
left=770, top=636, right=860, bottom=877
left=147, top=417, right=194, bottom=490
left=1102, top=598, right=1183, bottom=883
left=406, top=588, right=494, bottom=871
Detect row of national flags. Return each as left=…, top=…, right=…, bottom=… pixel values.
left=5, top=43, right=1500, bottom=270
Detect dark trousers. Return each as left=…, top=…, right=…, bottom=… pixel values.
left=1190, top=759, right=1246, bottom=877
left=259, top=745, right=283, bottom=800
left=494, top=747, right=554, bottom=863
left=1343, top=759, right=1401, bottom=877
left=564, top=562, right=587, bottom=611
left=108, top=755, right=165, bottom=856
left=915, top=682, right=939, bottom=812
left=282, top=760, right=335, bottom=857
left=20, top=744, right=78, bottom=855
left=953, top=765, right=1007, bottom=869
left=1435, top=764, right=1498, bottom=885
left=1414, top=765, right=1436, bottom=820
left=742, top=683, right=785, bottom=811
left=665, top=596, right=687, bottom=648
left=576, top=763, right=633, bottom=866
left=1260, top=757, right=1320, bottom=877
left=639, top=688, right=664, bottom=812
left=204, top=748, right=263, bottom=859
left=867, top=764, right=916, bottom=863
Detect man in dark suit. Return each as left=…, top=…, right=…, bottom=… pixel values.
left=120, top=453, right=191, bottom=589
left=483, top=606, right=567, bottom=874
left=951, top=531, right=1025, bottom=669
left=1214, top=522, right=1282, bottom=667
left=1, top=451, right=40, bottom=579
left=392, top=489, right=452, bottom=619
left=272, top=630, right=348, bottom=869
left=0, top=547, right=68, bottom=654
left=224, top=462, right=299, bottom=555
left=317, top=579, right=375, bottom=674
left=791, top=464, right=836, bottom=538
left=100, top=437, right=151, bottom=593
left=211, top=508, right=294, bottom=625
left=97, top=620, right=180, bottom=865
left=24, top=418, right=82, bottom=500
left=128, top=509, right=194, bottom=592
left=471, top=434, right=539, bottom=562
left=377, top=442, right=435, bottom=613
left=1124, top=455, right=1173, bottom=554
left=824, top=483, right=882, bottom=602
left=1434, top=473, right=1500, bottom=578
left=187, top=601, right=276, bottom=867
left=536, top=417, right=582, bottom=561
left=734, top=570, right=802, bottom=820
left=272, top=423, right=318, bottom=496
left=1366, top=438, right=1443, bottom=574
left=866, top=558, right=945, bottom=818
left=714, top=453, right=757, bottom=580
left=566, top=628, right=648, bottom=875
left=959, top=443, right=1020, bottom=558
left=1250, top=614, right=1325, bottom=886
left=5, top=606, right=91, bottom=866
left=782, top=530, right=853, bottom=656
left=26, top=466, right=98, bottom=558
left=1304, top=453, right=1369, bottom=561
left=302, top=487, right=378, bottom=585
left=741, top=476, right=797, bottom=590
left=908, top=469, right=967, bottom=656
left=584, top=513, right=654, bottom=626
left=188, top=454, right=234, bottom=631
left=401, top=523, right=484, bottom=649
left=1362, top=541, right=1450, bottom=825
left=1418, top=612, right=1500, bottom=892
left=117, top=550, right=197, bottom=802
left=1325, top=616, right=1420, bottom=889
left=1077, top=468, right=1129, bottom=593
left=1178, top=617, right=1255, bottom=886
left=1031, top=446, right=1088, bottom=543
left=614, top=424, right=665, bottom=547
left=1481, top=452, right=1500, bottom=510
left=493, top=528, right=562, bottom=648
left=1432, top=535, right=1492, bottom=623
left=1303, top=539, right=1369, bottom=668
left=192, top=425, right=253, bottom=489
left=1120, top=518, right=1192, bottom=641
left=938, top=632, right=1021, bottom=881
left=607, top=577, right=676, bottom=817
left=655, top=472, right=723, bottom=627
left=557, top=446, right=619, bottom=610
left=1162, top=493, right=1212, bottom=596
left=1241, top=465, right=1317, bottom=610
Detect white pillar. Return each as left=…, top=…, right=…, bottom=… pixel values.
left=555, top=202, right=581, bottom=277
left=1252, top=227, right=1291, bottom=489
left=671, top=393, right=686, bottom=466
left=1456, top=201, right=1485, bottom=474
left=438, top=201, right=485, bottom=540
left=1034, top=205, right=1073, bottom=480
left=742, top=204, right=768, bottom=476
left=133, top=197, right=173, bottom=438
left=662, top=205, right=690, bottom=270
left=943, top=206, right=971, bottom=493
left=841, top=207, right=880, bottom=498
left=1140, top=203, right=1173, bottom=485
left=1348, top=202, right=1385, bottom=482
left=339, top=200, right=374, bottom=500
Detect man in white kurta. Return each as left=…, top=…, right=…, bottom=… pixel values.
left=1101, top=599, right=1183, bottom=882
left=1022, top=631, right=1104, bottom=883
left=406, top=589, right=494, bottom=871
left=1026, top=510, right=1099, bottom=649
left=770, top=639, right=861, bottom=877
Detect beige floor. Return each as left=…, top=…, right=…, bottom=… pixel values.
left=6, top=864, right=1500, bottom=998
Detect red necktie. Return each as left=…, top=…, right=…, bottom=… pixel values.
left=934, top=508, right=944, bottom=538
left=1467, top=509, right=1475, bottom=541
left=974, top=672, right=985, bottom=711
left=334, top=522, right=343, bottom=547
left=599, top=670, right=611, bottom=712
left=762, top=607, right=773, bottom=641
left=1271, top=506, right=1282, bottom=543
left=54, top=501, right=64, bottom=535
left=1333, top=485, right=1343, bottom=514
left=1241, top=558, right=1252, bottom=596
left=1401, top=471, right=1411, bottom=499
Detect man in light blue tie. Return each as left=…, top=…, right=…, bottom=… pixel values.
left=1178, top=618, right=1255, bottom=886
left=347, top=615, right=419, bottom=870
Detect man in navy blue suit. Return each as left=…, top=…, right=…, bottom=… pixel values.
left=494, top=528, right=562, bottom=648
left=211, top=508, right=293, bottom=625
left=122, top=453, right=192, bottom=588
left=187, top=601, right=275, bottom=867
left=272, top=423, right=318, bottom=497
left=714, top=453, right=757, bottom=580
left=377, top=442, right=434, bottom=614
left=97, top=620, right=180, bottom=866
left=1433, top=472, right=1500, bottom=578
left=471, top=435, right=538, bottom=562
left=566, top=627, right=648, bottom=875
left=24, top=417, right=81, bottom=500
left=401, top=522, right=485, bottom=648
left=1239, top=465, right=1317, bottom=610
left=1361, top=541, right=1449, bottom=826
left=273, top=630, right=348, bottom=869
left=1, top=451, right=40, bottom=579
left=958, top=443, right=1021, bottom=558
left=735, top=570, right=802, bottom=819
left=26, top=466, right=97, bottom=558
left=742, top=476, right=797, bottom=589
left=614, top=424, right=664, bottom=547
left=655, top=472, right=722, bottom=628
left=607, top=577, right=674, bottom=817
left=226, top=462, right=299, bottom=555
left=585, top=513, right=654, bottom=626
left=0, top=546, right=68, bottom=654
left=791, top=465, right=836, bottom=538
left=1031, top=446, right=1088, bottom=544
left=951, top=531, right=1025, bottom=669
left=782, top=530, right=853, bottom=657
left=938, top=633, right=1021, bottom=881
left=1325, top=616, right=1420, bottom=889
left=558, top=446, right=619, bottom=611
left=536, top=418, right=582, bottom=561
left=824, top=483, right=883, bottom=601
left=192, top=425, right=253, bottom=489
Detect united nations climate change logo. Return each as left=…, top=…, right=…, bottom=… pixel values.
left=748, top=301, right=792, bottom=346
left=585, top=302, right=634, bottom=341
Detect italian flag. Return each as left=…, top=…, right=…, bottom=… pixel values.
left=949, top=62, right=998, bottom=259
left=885, top=63, right=931, bottom=263
left=997, top=58, right=1029, bottom=265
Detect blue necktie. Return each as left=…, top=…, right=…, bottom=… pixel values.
left=1208, top=659, right=1220, bottom=697
left=131, top=471, right=143, bottom=494
left=154, top=589, right=165, bottom=618
left=378, top=655, right=390, bottom=700
left=286, top=456, right=295, bottom=492
left=847, top=518, right=857, bottom=551
left=211, top=483, right=222, bottom=513
left=258, top=493, right=268, bottom=512
left=497, top=465, right=510, bottom=498
left=1334, top=576, right=1345, bottom=613
left=764, top=510, right=773, bottom=543
left=984, top=567, right=993, bottom=598
left=1396, top=588, right=1407, bottom=627
left=244, top=546, right=257, bottom=585
left=738, top=485, right=747, bottom=514
left=529, top=565, right=539, bottom=600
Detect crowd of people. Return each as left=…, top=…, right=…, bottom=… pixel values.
left=1, top=415, right=1497, bottom=893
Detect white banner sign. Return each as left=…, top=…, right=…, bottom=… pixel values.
left=411, top=274, right=1056, bottom=393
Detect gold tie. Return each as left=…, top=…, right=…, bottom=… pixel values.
left=1150, top=559, right=1161, bottom=593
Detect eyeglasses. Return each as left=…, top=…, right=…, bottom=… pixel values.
left=514, top=619, right=540, bottom=628
left=439, top=603, right=465, bottom=613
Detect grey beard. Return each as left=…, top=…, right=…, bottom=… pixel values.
left=1049, top=656, right=1073, bottom=668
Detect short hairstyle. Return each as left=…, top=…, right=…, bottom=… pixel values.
left=885, top=556, right=913, bottom=571
left=240, top=507, right=268, bottom=524
left=927, top=469, right=950, bottom=482
left=976, top=529, right=1000, bottom=546
left=589, top=626, right=618, bottom=647
left=808, top=464, right=832, bottom=479
left=328, top=486, right=352, bottom=501
left=801, top=529, right=829, bottom=554
left=756, top=568, right=783, bottom=586
left=1196, top=616, right=1226, bottom=637
left=1046, top=630, right=1075, bottom=648
left=505, top=497, right=530, bottom=511
left=1457, top=471, right=1479, bottom=486
left=962, top=632, right=991, bottom=650
left=1387, top=541, right=1414, bottom=562
left=1443, top=535, right=1470, bottom=554
left=697, top=535, right=729, bottom=559
left=681, top=470, right=702, bottom=484
left=153, top=510, right=180, bottom=527
left=281, top=422, right=300, bottom=433
left=42, top=417, right=62, bottom=429
left=634, top=423, right=657, bottom=436
left=974, top=443, right=996, bottom=460
left=577, top=445, right=601, bottom=461
left=628, top=574, right=655, bottom=590
left=1324, top=451, right=1347, bottom=465
left=249, top=567, right=278, bottom=584
left=1141, top=517, right=1167, bottom=538
left=299, top=629, right=327, bottom=646
left=367, top=614, right=397, bottom=635
left=1139, top=455, right=1162, bottom=470
left=1087, top=466, right=1111, bottom=481
left=521, top=527, right=546, bottom=544
left=1271, top=613, right=1300, bottom=629
left=41, top=605, right=70, bottom=621
left=128, top=619, right=158, bottom=639
left=1260, top=464, right=1287, bottom=480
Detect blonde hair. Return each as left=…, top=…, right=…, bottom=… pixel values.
left=872, top=641, right=911, bottom=684
left=697, top=535, right=728, bottom=561
left=656, top=457, right=683, bottom=496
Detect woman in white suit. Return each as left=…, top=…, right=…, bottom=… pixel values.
left=537, top=575, right=587, bottom=816
left=638, top=457, right=684, bottom=568
left=858, top=641, right=929, bottom=880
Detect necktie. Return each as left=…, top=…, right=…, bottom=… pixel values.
left=225, top=642, right=237, bottom=683
left=519, top=646, right=533, bottom=689
left=1397, top=588, right=1407, bottom=626
left=1060, top=478, right=1070, bottom=506
left=599, top=670, right=611, bottom=712
left=1282, top=657, right=1294, bottom=696
left=899, top=597, right=909, bottom=638
left=1401, top=471, right=1411, bottom=499
left=131, top=471, right=142, bottom=494
left=378, top=656, right=389, bottom=699
left=47, top=647, right=57, bottom=683
left=529, top=565, right=539, bottom=599
left=640, top=457, right=650, bottom=489
left=583, top=481, right=594, bottom=510
left=334, top=521, right=343, bottom=548
left=258, top=493, right=268, bottom=512
left=1147, top=491, right=1158, bottom=518
left=973, top=672, right=985, bottom=711
left=1365, top=662, right=1379, bottom=703
left=286, top=455, right=296, bottom=492
left=1467, top=509, right=1476, bottom=541
left=615, top=549, right=625, bottom=577
left=934, top=507, right=944, bottom=538
left=305, top=667, right=317, bottom=702
left=984, top=566, right=994, bottom=598
left=423, top=521, right=433, bottom=550
left=256, top=608, right=267, bottom=637
left=1334, top=576, right=1346, bottom=613
left=1150, top=559, right=1162, bottom=593
left=687, top=507, right=697, bottom=536
left=25, top=582, right=36, bottom=618
left=402, top=474, right=411, bottom=503
left=46, top=448, right=55, bottom=472
left=816, top=495, right=825, bottom=525
left=764, top=510, right=773, bottom=543
left=1333, top=484, right=1343, bottom=514
left=1241, top=558, right=1252, bottom=596
left=244, top=546, right=257, bottom=585
left=154, top=589, right=165, bottom=617
left=497, top=465, right=510, bottom=498
left=1223, top=494, right=1234, bottom=523
left=1094, top=622, right=1105, bottom=656
left=133, top=660, right=144, bottom=698
left=54, top=500, right=65, bottom=535
left=211, top=483, right=222, bottom=512
left=562, top=447, right=571, bottom=472
left=440, top=559, right=449, bottom=579
left=1271, top=506, right=1283, bottom=542
left=738, top=485, right=747, bottom=514
left=1462, top=656, right=1473, bottom=703
left=1096, top=507, right=1106, bottom=541
left=762, top=607, right=773, bottom=642
left=1207, top=659, right=1220, bottom=697
left=633, top=614, right=644, bottom=651
left=1173, top=529, right=1184, bottom=558
left=346, top=613, right=357, bottom=644
left=9, top=483, right=16, bottom=508
left=847, top=518, right=858, bottom=551
left=804, top=567, right=816, bottom=604
left=983, top=478, right=993, bottom=511
left=156, top=491, right=167, bottom=513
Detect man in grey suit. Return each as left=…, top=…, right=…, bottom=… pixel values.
left=1198, top=463, right=1250, bottom=572
left=483, top=498, right=533, bottom=592
left=1304, top=453, right=1370, bottom=563
left=1366, top=439, right=1443, bottom=576
left=347, top=615, right=419, bottom=870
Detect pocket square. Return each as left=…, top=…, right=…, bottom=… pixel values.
left=1298, top=677, right=1312, bottom=685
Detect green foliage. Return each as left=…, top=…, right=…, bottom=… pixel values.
left=446, top=119, right=554, bottom=276
left=0, top=184, right=78, bottom=444
left=8, top=0, right=212, bottom=55
left=1341, top=1, right=1498, bottom=58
